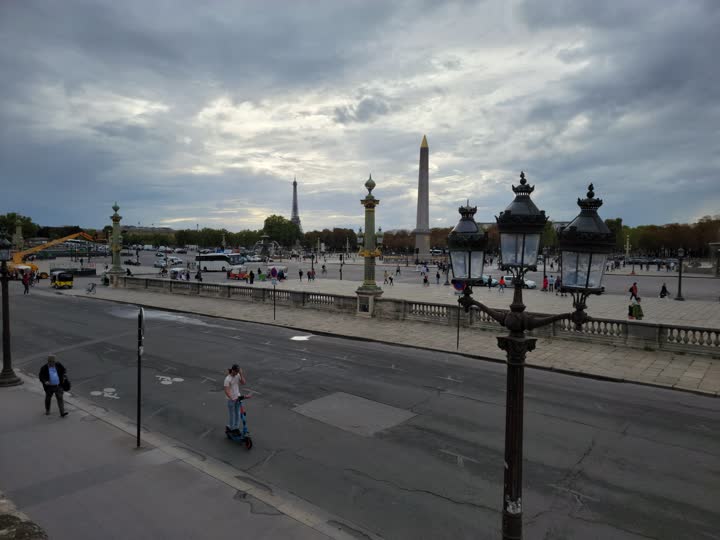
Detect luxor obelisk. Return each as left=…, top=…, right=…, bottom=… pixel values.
left=413, top=135, right=431, bottom=263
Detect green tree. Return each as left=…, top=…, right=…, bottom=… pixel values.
left=541, top=221, right=557, bottom=249
left=0, top=213, right=39, bottom=238
left=604, top=218, right=624, bottom=251
left=263, top=215, right=300, bottom=247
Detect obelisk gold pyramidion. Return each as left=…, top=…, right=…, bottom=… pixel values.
left=413, top=135, right=431, bottom=262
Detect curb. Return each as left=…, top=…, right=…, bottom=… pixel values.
left=59, top=290, right=717, bottom=399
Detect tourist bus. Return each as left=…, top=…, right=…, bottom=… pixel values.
left=195, top=253, right=244, bottom=271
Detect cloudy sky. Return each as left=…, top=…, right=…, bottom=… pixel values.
left=1, top=0, right=718, bottom=232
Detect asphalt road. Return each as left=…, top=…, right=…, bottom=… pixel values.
left=10, top=286, right=720, bottom=539
left=100, top=250, right=720, bottom=301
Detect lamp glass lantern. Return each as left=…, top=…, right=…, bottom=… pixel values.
left=678, top=248, right=685, bottom=258
left=0, top=243, right=11, bottom=262
left=447, top=203, right=487, bottom=286
left=357, top=228, right=364, bottom=247
left=496, top=172, right=547, bottom=271
left=376, top=227, right=383, bottom=247
left=558, top=184, right=615, bottom=293
left=0, top=235, right=10, bottom=262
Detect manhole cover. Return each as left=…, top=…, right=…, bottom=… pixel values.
left=293, top=392, right=416, bottom=437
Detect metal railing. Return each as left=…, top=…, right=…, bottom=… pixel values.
left=117, top=276, right=720, bottom=356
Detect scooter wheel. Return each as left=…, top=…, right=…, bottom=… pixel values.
left=244, top=437, right=253, bottom=450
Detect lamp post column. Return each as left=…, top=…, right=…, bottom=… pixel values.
left=496, top=282, right=534, bottom=540
left=109, top=202, right=124, bottom=276
left=497, top=333, right=534, bottom=538
left=356, top=175, right=383, bottom=313
left=675, top=249, right=685, bottom=301
left=0, top=259, right=22, bottom=387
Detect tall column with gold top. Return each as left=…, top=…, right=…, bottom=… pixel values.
left=356, top=175, right=383, bottom=315
left=109, top=202, right=124, bottom=275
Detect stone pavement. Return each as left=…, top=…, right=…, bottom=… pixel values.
left=230, top=277, right=720, bottom=328
left=53, top=281, right=720, bottom=397
left=0, top=375, right=379, bottom=540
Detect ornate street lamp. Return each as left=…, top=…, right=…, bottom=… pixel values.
left=456, top=175, right=611, bottom=540
left=675, top=248, right=685, bottom=301
left=497, top=172, right=545, bottom=275
left=542, top=246, right=550, bottom=281
left=557, top=184, right=615, bottom=326
left=448, top=203, right=487, bottom=287
left=376, top=227, right=384, bottom=261
left=0, top=233, right=22, bottom=387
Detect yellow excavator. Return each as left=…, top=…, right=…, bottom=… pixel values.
left=10, top=232, right=99, bottom=274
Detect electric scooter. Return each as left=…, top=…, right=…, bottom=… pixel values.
left=225, top=396, right=253, bottom=450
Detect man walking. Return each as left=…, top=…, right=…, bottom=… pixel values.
left=39, top=354, right=68, bottom=417
left=22, top=272, right=30, bottom=294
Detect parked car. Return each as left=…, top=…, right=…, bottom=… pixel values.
left=175, top=248, right=187, bottom=254
left=502, top=275, right=537, bottom=289
left=153, top=260, right=168, bottom=268
left=124, top=259, right=142, bottom=266
left=167, top=257, right=184, bottom=265
left=155, top=252, right=166, bottom=257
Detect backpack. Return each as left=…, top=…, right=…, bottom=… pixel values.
left=628, top=286, right=633, bottom=293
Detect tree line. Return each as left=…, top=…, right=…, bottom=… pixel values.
left=2, top=212, right=718, bottom=257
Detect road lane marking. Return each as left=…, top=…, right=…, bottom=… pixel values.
left=156, top=375, right=184, bottom=385
left=90, top=388, right=120, bottom=399
left=438, top=449, right=481, bottom=466
left=434, top=375, right=463, bottom=383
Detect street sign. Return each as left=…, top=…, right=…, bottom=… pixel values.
left=271, top=278, right=277, bottom=285
left=270, top=267, right=278, bottom=278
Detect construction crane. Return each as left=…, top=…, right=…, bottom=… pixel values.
left=10, top=232, right=99, bottom=273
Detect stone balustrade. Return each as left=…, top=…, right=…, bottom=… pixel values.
left=117, top=276, right=720, bottom=357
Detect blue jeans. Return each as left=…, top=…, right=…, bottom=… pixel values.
left=227, top=399, right=240, bottom=430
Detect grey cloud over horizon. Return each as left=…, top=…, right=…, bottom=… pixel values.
left=1, top=0, right=718, bottom=233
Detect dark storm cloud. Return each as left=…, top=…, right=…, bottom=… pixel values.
left=500, top=0, right=720, bottom=223
left=0, top=0, right=718, bottom=230
left=334, top=96, right=391, bottom=124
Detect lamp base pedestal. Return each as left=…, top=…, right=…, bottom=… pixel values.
left=0, top=368, right=22, bottom=387
left=356, top=287, right=383, bottom=318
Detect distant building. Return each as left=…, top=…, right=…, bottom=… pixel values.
left=121, top=225, right=175, bottom=234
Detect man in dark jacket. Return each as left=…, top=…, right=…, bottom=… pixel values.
left=38, top=355, right=68, bottom=417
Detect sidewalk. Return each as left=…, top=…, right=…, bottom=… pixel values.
left=0, top=376, right=377, bottom=540
left=56, top=284, right=720, bottom=397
